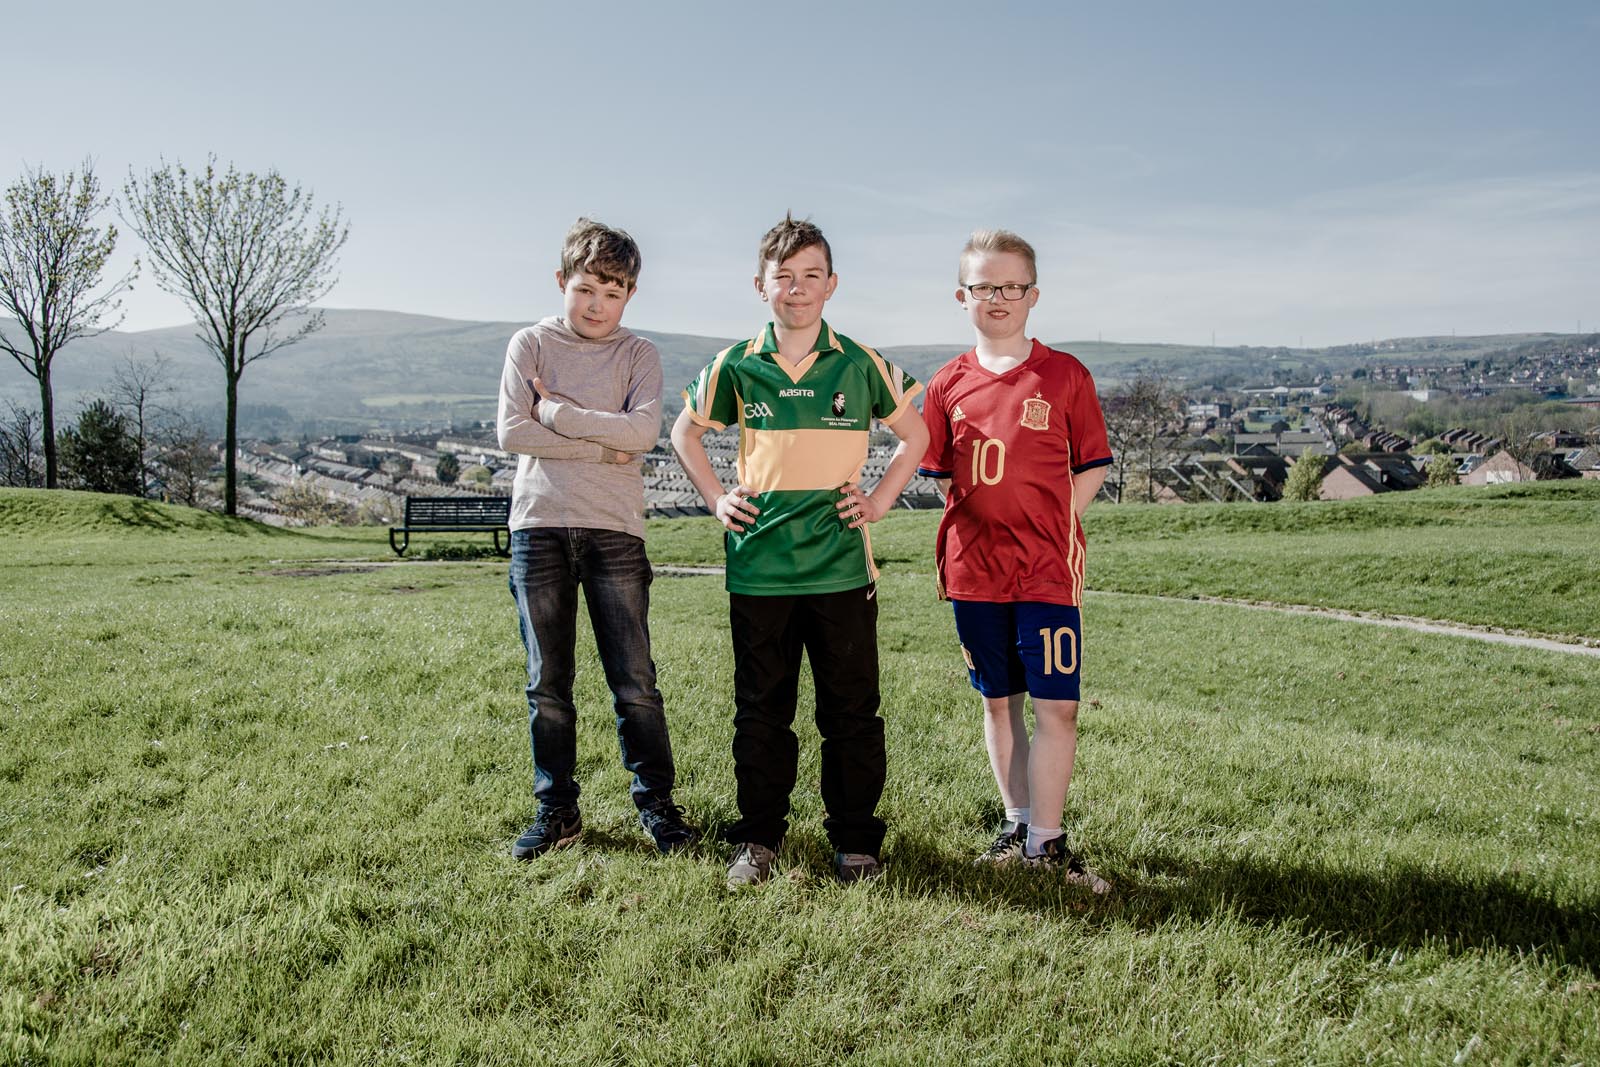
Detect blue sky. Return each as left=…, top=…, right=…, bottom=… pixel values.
left=10, top=1, right=1598, bottom=347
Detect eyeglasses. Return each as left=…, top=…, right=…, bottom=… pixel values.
left=962, top=283, right=1034, bottom=301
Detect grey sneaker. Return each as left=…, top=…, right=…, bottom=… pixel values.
left=638, top=801, right=700, bottom=854
left=726, top=842, right=777, bottom=888
left=833, top=851, right=884, bottom=883
left=1025, top=836, right=1112, bottom=894
left=974, top=820, right=1028, bottom=866
left=512, top=806, right=581, bottom=861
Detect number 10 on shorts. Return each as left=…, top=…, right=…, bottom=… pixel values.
left=1039, top=626, right=1078, bottom=675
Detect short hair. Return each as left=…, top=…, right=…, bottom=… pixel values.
left=959, top=229, right=1037, bottom=285
left=758, top=212, right=833, bottom=276
left=560, top=217, right=642, bottom=289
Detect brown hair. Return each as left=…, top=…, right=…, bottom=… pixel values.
left=959, top=228, right=1037, bottom=285
left=757, top=212, right=833, bottom=276
left=560, top=217, right=642, bottom=289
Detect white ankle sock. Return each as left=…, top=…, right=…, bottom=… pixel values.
left=1024, top=826, right=1064, bottom=857
left=1005, top=807, right=1030, bottom=826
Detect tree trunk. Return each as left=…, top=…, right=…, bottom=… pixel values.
left=39, top=364, right=57, bottom=489
left=224, top=372, right=238, bottom=515
left=134, top=407, right=148, bottom=497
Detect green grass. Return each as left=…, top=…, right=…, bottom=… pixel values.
left=651, top=481, right=1600, bottom=641
left=1085, top=482, right=1600, bottom=640
left=1, top=488, right=1598, bottom=1064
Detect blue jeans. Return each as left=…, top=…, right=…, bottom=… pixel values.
left=508, top=527, right=675, bottom=810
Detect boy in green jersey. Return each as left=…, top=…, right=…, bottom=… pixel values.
left=671, top=214, right=928, bottom=887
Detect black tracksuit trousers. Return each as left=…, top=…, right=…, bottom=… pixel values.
left=725, top=584, right=887, bottom=856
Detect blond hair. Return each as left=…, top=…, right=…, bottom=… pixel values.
left=959, top=229, right=1037, bottom=285
left=560, top=217, right=642, bottom=289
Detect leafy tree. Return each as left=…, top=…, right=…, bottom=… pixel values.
left=1404, top=406, right=1445, bottom=440
left=0, top=401, right=43, bottom=487
left=356, top=495, right=400, bottom=526
left=273, top=479, right=353, bottom=526
left=1425, top=454, right=1457, bottom=488
left=1282, top=448, right=1327, bottom=502
left=122, top=158, right=348, bottom=515
left=436, top=452, right=460, bottom=484
left=0, top=162, right=135, bottom=487
left=58, top=399, right=140, bottom=495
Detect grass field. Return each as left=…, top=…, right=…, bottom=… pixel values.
left=2, top=487, right=1597, bottom=1065
left=652, top=481, right=1600, bottom=641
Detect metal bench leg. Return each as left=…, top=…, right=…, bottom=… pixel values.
left=390, top=529, right=409, bottom=556
left=495, top=529, right=510, bottom=557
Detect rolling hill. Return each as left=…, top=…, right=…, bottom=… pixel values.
left=0, top=307, right=1569, bottom=436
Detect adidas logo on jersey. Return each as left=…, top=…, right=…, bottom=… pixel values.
left=951, top=403, right=967, bottom=422
left=743, top=402, right=775, bottom=419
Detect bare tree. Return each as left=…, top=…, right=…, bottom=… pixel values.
left=0, top=162, right=135, bottom=487
left=1494, top=407, right=1545, bottom=482
left=122, top=158, right=348, bottom=514
left=1103, top=375, right=1183, bottom=503
left=110, top=351, right=174, bottom=496
left=154, top=415, right=218, bottom=508
left=0, top=400, right=44, bottom=487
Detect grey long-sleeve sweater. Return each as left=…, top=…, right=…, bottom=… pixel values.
left=495, top=316, right=663, bottom=539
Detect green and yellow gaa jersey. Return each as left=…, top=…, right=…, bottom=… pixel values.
left=683, top=320, right=922, bottom=596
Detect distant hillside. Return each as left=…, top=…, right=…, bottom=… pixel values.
left=0, top=307, right=1573, bottom=435
left=0, top=310, right=741, bottom=437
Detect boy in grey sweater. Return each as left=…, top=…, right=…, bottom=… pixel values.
left=497, top=218, right=698, bottom=859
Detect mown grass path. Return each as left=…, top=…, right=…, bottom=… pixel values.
left=2, top=487, right=1597, bottom=1065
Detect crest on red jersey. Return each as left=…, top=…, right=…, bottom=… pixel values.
left=1020, top=392, right=1051, bottom=431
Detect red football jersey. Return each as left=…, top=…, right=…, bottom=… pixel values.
left=917, top=340, right=1112, bottom=606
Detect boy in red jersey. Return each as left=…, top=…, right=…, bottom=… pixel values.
left=916, top=229, right=1113, bottom=891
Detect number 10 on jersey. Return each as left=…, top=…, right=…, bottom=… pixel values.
left=970, top=438, right=1005, bottom=486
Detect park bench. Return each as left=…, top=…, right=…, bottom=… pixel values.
left=389, top=496, right=512, bottom=556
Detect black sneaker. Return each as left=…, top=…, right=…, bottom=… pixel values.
left=974, top=820, right=1028, bottom=866
left=638, top=800, right=700, bottom=854
left=833, top=851, right=884, bottom=883
left=512, top=806, right=581, bottom=861
left=1025, top=836, right=1112, bottom=894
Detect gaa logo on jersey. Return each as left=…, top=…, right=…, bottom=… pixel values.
left=744, top=401, right=775, bottom=419
left=1020, top=392, right=1051, bottom=431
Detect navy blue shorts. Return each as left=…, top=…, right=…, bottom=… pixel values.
left=951, top=600, right=1083, bottom=701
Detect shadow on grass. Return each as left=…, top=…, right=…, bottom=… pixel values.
left=498, top=814, right=729, bottom=861
left=94, top=495, right=288, bottom=536
left=887, top=835, right=1600, bottom=974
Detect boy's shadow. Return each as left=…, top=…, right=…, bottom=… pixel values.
left=887, top=835, right=1600, bottom=976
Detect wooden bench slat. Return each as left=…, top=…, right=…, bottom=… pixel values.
left=390, top=496, right=513, bottom=556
